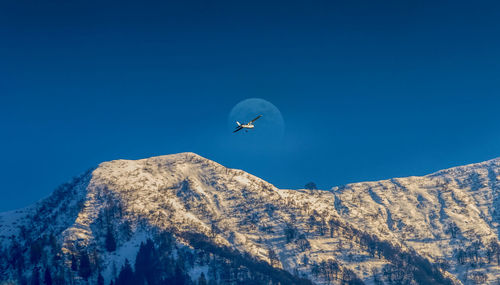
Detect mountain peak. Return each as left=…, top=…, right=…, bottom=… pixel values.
left=99, top=152, right=212, bottom=166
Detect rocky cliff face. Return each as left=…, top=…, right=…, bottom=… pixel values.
left=1, top=153, right=498, bottom=284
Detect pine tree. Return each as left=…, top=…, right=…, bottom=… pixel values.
left=106, top=227, right=117, bottom=252
left=78, top=252, right=91, bottom=280
left=31, top=267, right=40, bottom=285
left=301, top=254, right=309, bottom=266
left=70, top=255, right=78, bottom=271
left=328, top=219, right=337, bottom=238
left=198, top=272, right=207, bottom=285
left=30, top=241, right=43, bottom=264
left=296, top=234, right=311, bottom=252
left=43, top=268, right=52, bottom=285
left=308, top=215, right=317, bottom=232
left=284, top=223, right=297, bottom=243
left=116, top=259, right=135, bottom=285
left=173, top=264, right=185, bottom=285
left=10, top=240, right=25, bottom=274
left=120, top=221, right=132, bottom=240
left=52, top=269, right=65, bottom=285
left=48, top=234, right=57, bottom=253
left=97, top=273, right=104, bottom=285
left=305, top=182, right=317, bottom=190
left=135, top=239, right=158, bottom=285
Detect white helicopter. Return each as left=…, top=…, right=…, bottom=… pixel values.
left=233, top=115, right=262, bottom=133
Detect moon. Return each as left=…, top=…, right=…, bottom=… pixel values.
left=227, top=98, right=285, bottom=143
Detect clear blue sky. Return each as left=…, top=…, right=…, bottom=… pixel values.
left=1, top=0, right=500, bottom=211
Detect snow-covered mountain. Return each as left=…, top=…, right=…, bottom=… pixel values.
left=331, top=157, right=500, bottom=284
left=0, top=153, right=499, bottom=284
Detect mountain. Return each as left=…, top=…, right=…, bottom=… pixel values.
left=331, top=157, right=500, bottom=284
left=0, top=153, right=498, bottom=284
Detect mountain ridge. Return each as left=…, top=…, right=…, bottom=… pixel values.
left=1, top=153, right=499, bottom=284
left=329, top=156, right=500, bottom=191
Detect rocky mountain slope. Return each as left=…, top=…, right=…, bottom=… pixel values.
left=332, top=157, right=500, bottom=284
left=0, top=153, right=499, bottom=284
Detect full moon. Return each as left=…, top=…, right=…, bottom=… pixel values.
left=228, top=98, right=285, bottom=142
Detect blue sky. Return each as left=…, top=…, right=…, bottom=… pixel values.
left=1, top=0, right=500, bottom=211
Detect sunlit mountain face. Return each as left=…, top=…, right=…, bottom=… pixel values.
left=1, top=153, right=499, bottom=284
